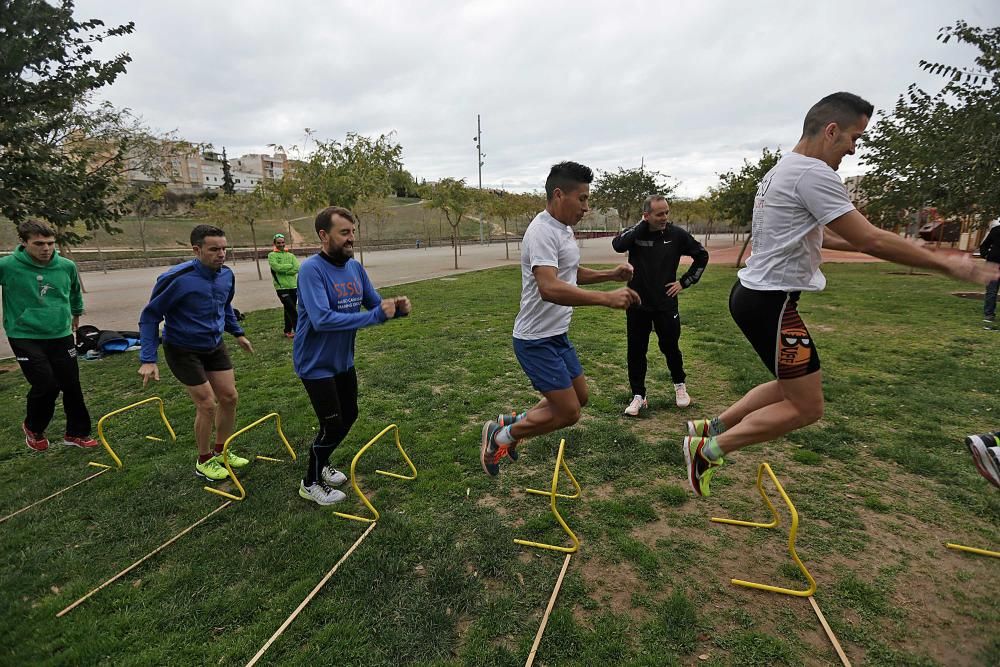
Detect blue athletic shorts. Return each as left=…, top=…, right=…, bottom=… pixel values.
left=513, top=333, right=583, bottom=393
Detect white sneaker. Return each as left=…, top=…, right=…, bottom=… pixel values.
left=674, top=383, right=691, bottom=408
left=321, top=465, right=348, bottom=487
left=624, top=394, right=647, bottom=416
left=298, top=481, right=347, bottom=505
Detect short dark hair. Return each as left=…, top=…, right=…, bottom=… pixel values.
left=802, top=92, right=875, bottom=137
left=545, top=161, right=593, bottom=201
left=17, top=220, right=55, bottom=242
left=191, top=224, right=225, bottom=246
left=642, top=194, right=670, bottom=213
left=315, top=206, right=356, bottom=235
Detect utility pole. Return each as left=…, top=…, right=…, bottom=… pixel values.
left=474, top=114, right=485, bottom=243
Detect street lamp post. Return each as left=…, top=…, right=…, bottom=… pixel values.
left=474, top=114, right=485, bottom=243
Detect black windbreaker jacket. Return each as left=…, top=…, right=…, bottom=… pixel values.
left=611, top=220, right=709, bottom=312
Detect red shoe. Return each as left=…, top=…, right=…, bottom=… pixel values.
left=63, top=434, right=99, bottom=448
left=284, top=332, right=295, bottom=338
left=23, top=423, right=48, bottom=452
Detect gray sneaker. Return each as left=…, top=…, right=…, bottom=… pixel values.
left=965, top=434, right=1000, bottom=488
left=321, top=466, right=348, bottom=487
left=298, top=481, right=347, bottom=505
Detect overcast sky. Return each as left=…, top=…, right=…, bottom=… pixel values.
left=76, top=1, right=998, bottom=198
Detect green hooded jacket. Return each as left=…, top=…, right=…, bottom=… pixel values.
left=268, top=249, right=299, bottom=290
left=0, top=246, right=84, bottom=339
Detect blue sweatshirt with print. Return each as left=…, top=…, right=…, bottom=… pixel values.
left=293, top=253, right=388, bottom=379
left=138, top=259, right=245, bottom=363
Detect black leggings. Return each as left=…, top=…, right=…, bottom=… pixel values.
left=301, top=368, right=358, bottom=486
left=626, top=308, right=685, bottom=396
left=9, top=335, right=91, bottom=436
left=276, top=288, right=298, bottom=334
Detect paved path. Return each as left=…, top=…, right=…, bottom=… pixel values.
left=0, top=237, right=880, bottom=359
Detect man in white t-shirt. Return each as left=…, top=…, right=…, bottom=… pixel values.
left=684, top=92, right=1000, bottom=497
left=480, top=161, right=639, bottom=476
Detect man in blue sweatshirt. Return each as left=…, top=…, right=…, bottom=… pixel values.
left=138, top=225, right=255, bottom=481
left=293, top=206, right=411, bottom=505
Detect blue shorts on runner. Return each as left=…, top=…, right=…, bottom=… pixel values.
left=513, top=333, right=583, bottom=393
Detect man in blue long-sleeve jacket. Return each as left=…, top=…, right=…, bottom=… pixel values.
left=293, top=206, right=411, bottom=505
left=138, top=225, right=255, bottom=482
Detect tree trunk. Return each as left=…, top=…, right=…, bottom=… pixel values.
left=60, top=241, right=86, bottom=293
left=139, top=217, right=150, bottom=267
left=452, top=229, right=458, bottom=269
left=249, top=220, right=263, bottom=280
left=503, top=218, right=509, bottom=260
left=736, top=232, right=753, bottom=267
left=93, top=228, right=107, bottom=275
left=356, top=214, right=365, bottom=265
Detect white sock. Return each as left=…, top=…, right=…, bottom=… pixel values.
left=495, top=425, right=516, bottom=446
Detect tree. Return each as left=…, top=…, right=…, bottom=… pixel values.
left=862, top=22, right=1000, bottom=235
left=709, top=147, right=782, bottom=265
left=670, top=197, right=714, bottom=232
left=1, top=0, right=135, bottom=242
left=289, top=131, right=402, bottom=264
left=221, top=147, right=235, bottom=195
left=481, top=190, right=522, bottom=260
left=424, top=178, right=473, bottom=269
left=591, top=166, right=676, bottom=228
left=196, top=186, right=274, bottom=280
left=389, top=168, right=418, bottom=198
left=126, top=182, right=167, bottom=267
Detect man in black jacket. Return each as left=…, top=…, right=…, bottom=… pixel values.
left=980, top=221, right=1000, bottom=327
left=612, top=195, right=709, bottom=415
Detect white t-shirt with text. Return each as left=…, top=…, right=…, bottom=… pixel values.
left=513, top=210, right=580, bottom=340
left=737, top=152, right=855, bottom=292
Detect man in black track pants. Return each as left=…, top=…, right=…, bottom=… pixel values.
left=612, top=194, right=708, bottom=416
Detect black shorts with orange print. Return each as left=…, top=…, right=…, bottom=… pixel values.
left=728, top=281, right=821, bottom=379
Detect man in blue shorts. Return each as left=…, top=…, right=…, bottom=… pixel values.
left=480, top=161, right=639, bottom=476
left=684, top=92, right=1000, bottom=497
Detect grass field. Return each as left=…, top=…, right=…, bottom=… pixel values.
left=1, top=263, right=998, bottom=666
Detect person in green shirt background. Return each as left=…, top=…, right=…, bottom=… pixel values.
left=268, top=233, right=299, bottom=338
left=0, top=220, right=98, bottom=451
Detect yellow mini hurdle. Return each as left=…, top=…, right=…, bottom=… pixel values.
left=514, top=438, right=581, bottom=554
left=333, top=423, right=418, bottom=523
left=712, top=462, right=851, bottom=667
left=203, top=412, right=296, bottom=501
left=90, top=396, right=176, bottom=470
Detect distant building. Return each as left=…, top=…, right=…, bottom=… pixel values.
left=124, top=142, right=289, bottom=193
left=843, top=175, right=866, bottom=207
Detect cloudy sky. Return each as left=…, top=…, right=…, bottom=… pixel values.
left=76, top=1, right=998, bottom=198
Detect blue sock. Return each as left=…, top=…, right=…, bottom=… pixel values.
left=709, top=417, right=727, bottom=436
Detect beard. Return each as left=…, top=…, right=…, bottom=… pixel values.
left=330, top=243, right=354, bottom=262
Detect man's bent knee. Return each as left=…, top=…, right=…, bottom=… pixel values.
left=216, top=389, right=238, bottom=408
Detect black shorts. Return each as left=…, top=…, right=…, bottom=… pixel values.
left=729, top=281, right=820, bottom=379
left=163, top=342, right=233, bottom=386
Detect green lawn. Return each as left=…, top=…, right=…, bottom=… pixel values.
left=0, top=264, right=997, bottom=665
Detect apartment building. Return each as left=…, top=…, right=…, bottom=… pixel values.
left=127, top=143, right=288, bottom=193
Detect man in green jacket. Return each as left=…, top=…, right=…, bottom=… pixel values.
left=268, top=233, right=299, bottom=338
left=0, top=220, right=97, bottom=451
